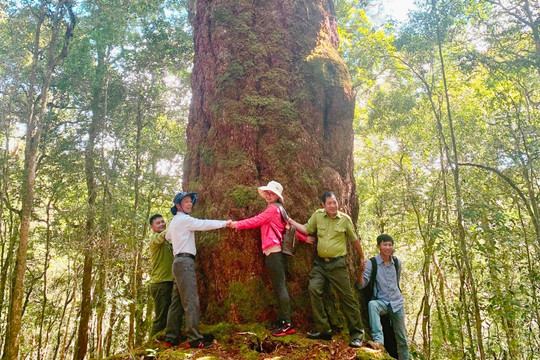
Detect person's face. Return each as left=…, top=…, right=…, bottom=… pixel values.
left=377, top=241, right=394, bottom=257
left=322, top=195, right=339, bottom=218
left=150, top=217, right=166, bottom=233
left=179, top=196, right=193, bottom=214
left=263, top=190, right=279, bottom=204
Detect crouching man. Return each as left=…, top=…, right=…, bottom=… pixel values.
left=357, top=234, right=409, bottom=360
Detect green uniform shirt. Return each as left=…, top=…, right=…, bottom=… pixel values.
left=149, top=230, right=174, bottom=283
left=304, top=209, right=359, bottom=258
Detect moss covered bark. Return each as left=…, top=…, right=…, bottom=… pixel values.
left=185, top=0, right=360, bottom=327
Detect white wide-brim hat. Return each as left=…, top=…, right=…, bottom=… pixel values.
left=257, top=180, right=284, bottom=201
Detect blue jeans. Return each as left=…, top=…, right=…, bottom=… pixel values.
left=368, top=300, right=409, bottom=360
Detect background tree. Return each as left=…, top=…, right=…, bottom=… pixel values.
left=1, top=1, right=75, bottom=359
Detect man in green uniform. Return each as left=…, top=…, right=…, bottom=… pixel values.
left=290, top=191, right=365, bottom=348
left=148, top=214, right=178, bottom=337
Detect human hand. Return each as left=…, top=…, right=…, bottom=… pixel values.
left=361, top=259, right=367, bottom=271
left=226, top=220, right=237, bottom=229
left=306, top=235, right=316, bottom=244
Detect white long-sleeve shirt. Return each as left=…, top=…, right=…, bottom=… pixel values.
left=165, top=212, right=226, bottom=256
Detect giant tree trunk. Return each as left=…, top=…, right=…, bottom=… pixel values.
left=184, top=0, right=358, bottom=325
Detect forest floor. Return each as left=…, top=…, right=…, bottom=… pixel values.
left=105, top=323, right=394, bottom=360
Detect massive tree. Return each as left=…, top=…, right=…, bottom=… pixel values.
left=184, top=0, right=360, bottom=325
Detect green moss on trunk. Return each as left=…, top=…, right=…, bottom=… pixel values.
left=185, top=0, right=360, bottom=329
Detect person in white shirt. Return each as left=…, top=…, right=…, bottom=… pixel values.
left=164, top=192, right=230, bottom=349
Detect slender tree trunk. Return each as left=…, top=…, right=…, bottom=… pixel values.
left=52, top=284, right=74, bottom=360
left=60, top=279, right=78, bottom=360
left=37, top=197, right=53, bottom=360
left=104, top=299, right=117, bottom=358
left=431, top=0, right=485, bottom=358
left=73, top=41, right=108, bottom=360
left=0, top=229, right=17, bottom=326
left=0, top=86, right=18, bottom=323
left=432, top=254, right=456, bottom=347
left=128, top=251, right=137, bottom=348
left=513, top=111, right=540, bottom=247
left=517, top=204, right=540, bottom=334
left=2, top=4, right=45, bottom=357
left=73, top=248, right=93, bottom=360
left=93, top=252, right=107, bottom=359
left=134, top=99, right=148, bottom=345
left=400, top=163, right=434, bottom=357
left=3, top=2, right=74, bottom=358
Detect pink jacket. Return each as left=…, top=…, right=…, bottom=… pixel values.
left=236, top=205, right=285, bottom=251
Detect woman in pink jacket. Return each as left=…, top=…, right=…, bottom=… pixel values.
left=229, top=180, right=305, bottom=337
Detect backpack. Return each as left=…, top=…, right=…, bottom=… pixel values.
left=271, top=204, right=298, bottom=256
left=363, top=256, right=401, bottom=359
left=366, top=256, right=401, bottom=301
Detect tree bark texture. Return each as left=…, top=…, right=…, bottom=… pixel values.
left=184, top=0, right=358, bottom=325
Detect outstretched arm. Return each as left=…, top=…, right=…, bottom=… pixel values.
left=233, top=207, right=275, bottom=230
left=187, top=217, right=228, bottom=231
left=289, top=219, right=307, bottom=235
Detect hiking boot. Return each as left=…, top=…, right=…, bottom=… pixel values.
left=187, top=338, right=213, bottom=349
left=367, top=340, right=386, bottom=351
left=202, top=333, right=215, bottom=342
left=271, top=322, right=295, bottom=337
left=307, top=330, right=333, bottom=340
left=349, top=338, right=363, bottom=348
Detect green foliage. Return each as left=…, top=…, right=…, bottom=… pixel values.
left=338, top=0, right=540, bottom=359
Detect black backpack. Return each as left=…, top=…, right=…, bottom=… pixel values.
left=363, top=256, right=401, bottom=359
left=366, top=256, right=401, bottom=301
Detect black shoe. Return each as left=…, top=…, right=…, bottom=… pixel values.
left=187, top=338, right=213, bottom=349
left=307, top=330, right=332, bottom=340
left=349, top=338, right=363, bottom=348
left=202, top=333, right=215, bottom=342
left=272, top=322, right=295, bottom=337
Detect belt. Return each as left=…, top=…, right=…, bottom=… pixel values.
left=175, top=253, right=195, bottom=260
left=317, top=255, right=344, bottom=263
